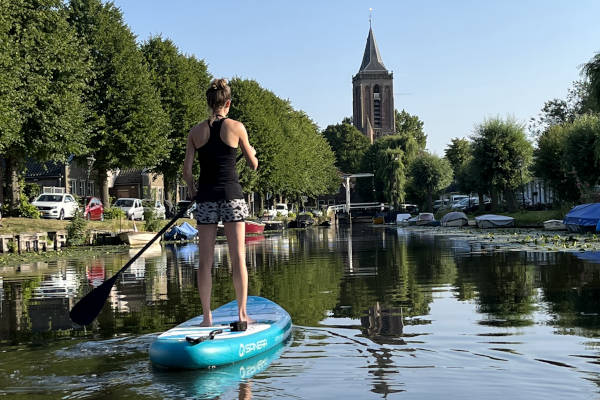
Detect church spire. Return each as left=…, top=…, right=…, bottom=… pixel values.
left=358, top=26, right=387, bottom=72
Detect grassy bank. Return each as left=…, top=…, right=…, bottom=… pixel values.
left=497, top=210, right=565, bottom=227
left=0, top=217, right=197, bottom=234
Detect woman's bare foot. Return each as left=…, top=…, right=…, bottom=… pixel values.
left=199, top=314, right=212, bottom=327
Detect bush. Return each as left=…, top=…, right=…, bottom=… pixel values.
left=288, top=212, right=297, bottom=219
left=19, top=197, right=41, bottom=218
left=103, top=206, right=125, bottom=220
left=144, top=208, right=161, bottom=232
left=67, top=211, right=88, bottom=246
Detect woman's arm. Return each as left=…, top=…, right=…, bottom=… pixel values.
left=236, top=123, right=258, bottom=170
left=183, top=131, right=197, bottom=199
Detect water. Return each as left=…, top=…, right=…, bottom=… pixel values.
left=1, top=226, right=599, bottom=399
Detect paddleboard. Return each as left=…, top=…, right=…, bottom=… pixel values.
left=149, top=296, right=292, bottom=369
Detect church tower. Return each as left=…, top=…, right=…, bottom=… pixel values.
left=352, top=26, right=395, bottom=142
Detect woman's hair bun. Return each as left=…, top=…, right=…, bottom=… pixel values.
left=206, top=78, right=231, bottom=110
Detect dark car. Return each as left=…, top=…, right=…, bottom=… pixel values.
left=293, top=213, right=315, bottom=228
left=81, top=196, right=104, bottom=221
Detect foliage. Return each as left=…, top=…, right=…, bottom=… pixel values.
left=67, top=0, right=170, bottom=205
left=561, top=114, right=600, bottom=200
left=66, top=211, right=88, bottom=246
left=395, top=109, right=426, bottom=155
left=407, top=152, right=453, bottom=211
left=18, top=197, right=40, bottom=219
left=471, top=117, right=533, bottom=210
left=23, top=183, right=41, bottom=202
left=141, top=37, right=211, bottom=197
left=103, top=206, right=125, bottom=220
left=143, top=208, right=161, bottom=232
left=322, top=123, right=371, bottom=173
left=1, top=0, right=90, bottom=208
left=444, top=138, right=471, bottom=173
left=581, top=52, right=600, bottom=113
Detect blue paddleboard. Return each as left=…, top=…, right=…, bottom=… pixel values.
left=149, top=296, right=292, bottom=369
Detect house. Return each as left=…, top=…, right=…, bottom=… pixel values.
left=110, top=168, right=164, bottom=202
left=25, top=156, right=99, bottom=197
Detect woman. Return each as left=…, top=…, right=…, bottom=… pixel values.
left=183, top=78, right=258, bottom=328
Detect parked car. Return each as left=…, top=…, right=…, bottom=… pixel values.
left=289, top=212, right=315, bottom=228
left=263, top=203, right=289, bottom=219
left=451, top=197, right=479, bottom=211
left=81, top=196, right=104, bottom=221
left=176, top=200, right=196, bottom=219
left=143, top=199, right=166, bottom=219
left=32, top=193, right=80, bottom=220
left=114, top=198, right=144, bottom=220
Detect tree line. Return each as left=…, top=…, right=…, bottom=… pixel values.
left=0, top=0, right=339, bottom=214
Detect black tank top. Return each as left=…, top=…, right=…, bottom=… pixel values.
left=195, top=118, right=243, bottom=202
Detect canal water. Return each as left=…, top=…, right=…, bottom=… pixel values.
left=0, top=226, right=599, bottom=399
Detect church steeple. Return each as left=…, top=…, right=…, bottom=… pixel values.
left=359, top=28, right=387, bottom=73
left=352, top=25, right=395, bottom=139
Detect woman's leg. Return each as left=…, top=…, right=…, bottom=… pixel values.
left=197, top=224, right=217, bottom=326
left=223, top=221, right=249, bottom=322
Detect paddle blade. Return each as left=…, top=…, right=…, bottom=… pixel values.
left=70, top=273, right=119, bottom=326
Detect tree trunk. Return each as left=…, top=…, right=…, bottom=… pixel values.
left=99, top=169, right=110, bottom=207
left=478, top=192, right=484, bottom=212
left=491, top=189, right=499, bottom=212
left=7, top=155, right=21, bottom=213
left=425, top=191, right=433, bottom=213
left=0, top=159, right=4, bottom=204
left=505, top=189, right=517, bottom=212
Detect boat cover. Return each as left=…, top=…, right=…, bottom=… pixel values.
left=165, top=221, right=198, bottom=240
left=441, top=211, right=468, bottom=226
left=475, top=214, right=515, bottom=228
left=563, top=203, right=600, bottom=233
left=396, top=213, right=411, bottom=223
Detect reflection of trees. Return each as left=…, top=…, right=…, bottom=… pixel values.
left=539, top=253, right=600, bottom=335
left=455, top=253, right=536, bottom=327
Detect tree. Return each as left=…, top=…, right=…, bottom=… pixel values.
left=562, top=115, right=600, bottom=201
left=395, top=109, right=427, bottom=153
left=68, top=0, right=169, bottom=205
left=0, top=0, right=90, bottom=211
left=407, top=153, right=452, bottom=212
left=141, top=37, right=211, bottom=201
left=471, top=118, right=533, bottom=211
left=322, top=123, right=371, bottom=173
left=581, top=51, right=600, bottom=113
left=444, top=138, right=471, bottom=173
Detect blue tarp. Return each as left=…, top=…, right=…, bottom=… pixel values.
left=164, top=221, right=198, bottom=241
left=563, top=203, right=600, bottom=233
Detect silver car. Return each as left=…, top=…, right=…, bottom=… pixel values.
left=143, top=199, right=166, bottom=219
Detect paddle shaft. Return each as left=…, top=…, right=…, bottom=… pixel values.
left=69, top=202, right=194, bottom=325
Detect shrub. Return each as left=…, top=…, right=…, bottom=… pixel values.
left=103, top=206, right=125, bottom=220
left=19, top=197, right=41, bottom=218
left=288, top=212, right=297, bottom=219
left=144, top=208, right=161, bottom=232
left=67, top=211, right=88, bottom=246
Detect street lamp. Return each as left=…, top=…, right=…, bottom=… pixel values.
left=86, top=155, right=96, bottom=198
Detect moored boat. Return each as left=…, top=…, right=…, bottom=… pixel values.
left=415, top=213, right=435, bottom=226
left=475, top=214, right=515, bottom=228
left=119, top=231, right=160, bottom=247
left=441, top=211, right=468, bottom=227
left=563, top=203, right=600, bottom=233
left=245, top=220, right=265, bottom=234
left=543, top=219, right=567, bottom=231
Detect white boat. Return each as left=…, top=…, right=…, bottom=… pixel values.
left=119, top=231, right=160, bottom=247
left=475, top=214, right=515, bottom=228
left=543, top=219, right=567, bottom=231
left=440, top=211, right=468, bottom=227
left=415, top=213, right=435, bottom=226
left=396, top=213, right=411, bottom=226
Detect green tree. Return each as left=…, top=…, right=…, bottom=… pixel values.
left=562, top=114, right=600, bottom=201
left=68, top=0, right=169, bottom=205
left=444, top=138, right=471, bottom=173
left=395, top=109, right=426, bottom=153
left=407, top=153, right=452, bottom=212
left=0, top=0, right=90, bottom=211
left=581, top=51, right=600, bottom=113
left=322, top=123, right=371, bottom=173
left=471, top=117, right=533, bottom=211
left=141, top=37, right=211, bottom=202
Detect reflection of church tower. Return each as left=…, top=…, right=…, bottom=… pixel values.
left=352, top=26, right=395, bottom=142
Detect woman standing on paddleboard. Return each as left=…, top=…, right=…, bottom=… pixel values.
left=183, top=78, right=258, bottom=327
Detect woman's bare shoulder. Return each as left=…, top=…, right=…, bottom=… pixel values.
left=190, top=120, right=209, bottom=135
left=223, top=118, right=245, bottom=132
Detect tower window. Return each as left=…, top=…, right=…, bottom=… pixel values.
left=373, top=85, right=381, bottom=128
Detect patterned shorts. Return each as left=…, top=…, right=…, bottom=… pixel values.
left=194, top=199, right=249, bottom=224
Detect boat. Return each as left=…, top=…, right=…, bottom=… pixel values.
left=119, top=231, right=160, bottom=247
left=395, top=213, right=411, bottom=226
left=149, top=296, right=292, bottom=369
left=415, top=213, right=435, bottom=226
left=373, top=215, right=385, bottom=224
left=563, top=203, right=600, bottom=233
left=440, top=211, right=468, bottom=227
left=164, top=222, right=198, bottom=241
left=264, top=220, right=284, bottom=231
left=475, top=214, right=515, bottom=228
left=543, top=219, right=567, bottom=231
left=245, top=220, right=265, bottom=234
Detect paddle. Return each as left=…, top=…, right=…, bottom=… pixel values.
left=69, top=202, right=194, bottom=326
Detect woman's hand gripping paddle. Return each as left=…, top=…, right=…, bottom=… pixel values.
left=69, top=202, right=195, bottom=326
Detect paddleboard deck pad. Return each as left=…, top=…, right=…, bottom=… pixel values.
left=149, top=296, right=292, bottom=369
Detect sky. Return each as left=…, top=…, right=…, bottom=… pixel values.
left=111, top=0, right=600, bottom=155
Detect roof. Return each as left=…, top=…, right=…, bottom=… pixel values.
left=113, top=169, right=144, bottom=185
left=25, top=158, right=70, bottom=178
left=359, top=27, right=387, bottom=73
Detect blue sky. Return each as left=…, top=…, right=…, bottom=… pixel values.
left=112, top=0, right=600, bottom=155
